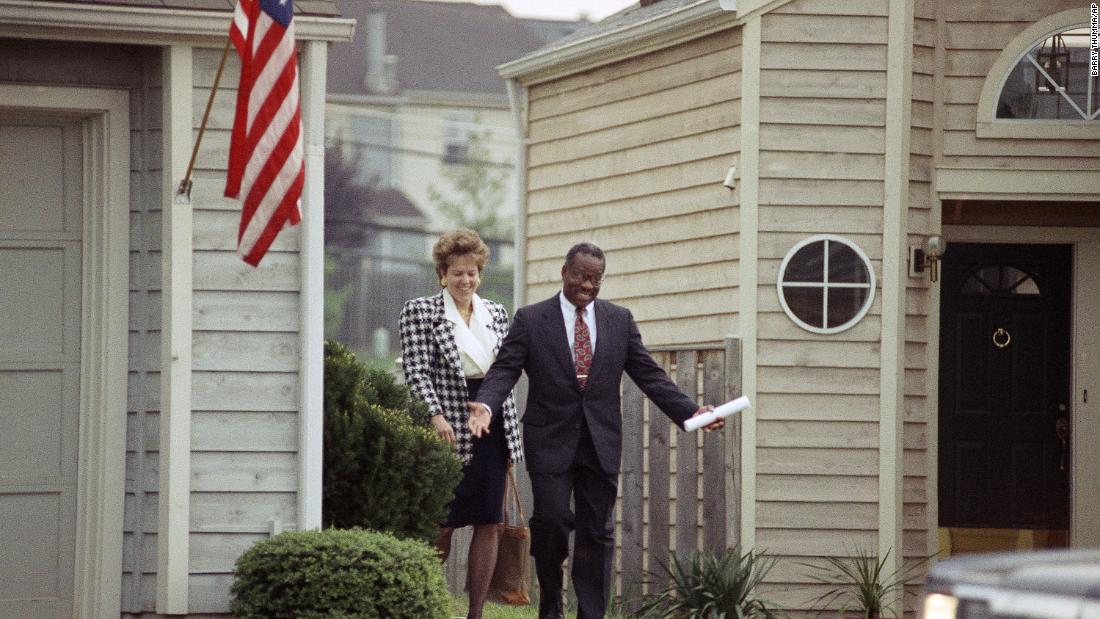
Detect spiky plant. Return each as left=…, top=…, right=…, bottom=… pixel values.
left=639, top=547, right=781, bottom=619
left=800, top=547, right=928, bottom=618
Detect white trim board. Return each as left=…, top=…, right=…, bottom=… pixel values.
left=157, top=44, right=192, bottom=615
left=505, top=78, right=529, bottom=308
left=0, top=83, right=130, bottom=619
left=1071, top=243, right=1100, bottom=548
left=936, top=168, right=1100, bottom=197
left=0, top=0, right=354, bottom=45
left=879, top=0, right=914, bottom=600
left=299, top=39, right=327, bottom=532
left=736, top=14, right=761, bottom=551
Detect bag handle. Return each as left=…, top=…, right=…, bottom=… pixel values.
left=502, top=467, right=526, bottom=526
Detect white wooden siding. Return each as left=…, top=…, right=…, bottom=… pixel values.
left=122, top=46, right=301, bottom=616
left=526, top=29, right=742, bottom=348
left=123, top=47, right=163, bottom=617
left=755, top=0, right=892, bottom=606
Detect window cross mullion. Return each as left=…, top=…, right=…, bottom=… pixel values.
left=1025, top=52, right=1090, bottom=120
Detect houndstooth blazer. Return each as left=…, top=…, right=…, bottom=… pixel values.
left=399, top=291, right=523, bottom=465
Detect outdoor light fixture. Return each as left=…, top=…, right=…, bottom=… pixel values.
left=722, top=165, right=737, bottom=189
left=1034, top=34, right=1069, bottom=93
left=908, top=234, right=947, bottom=282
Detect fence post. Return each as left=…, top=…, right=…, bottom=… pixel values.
left=674, top=351, right=698, bottom=564
left=723, top=335, right=742, bottom=550
left=702, top=349, right=727, bottom=551
left=619, top=377, right=646, bottom=609
left=648, top=353, right=671, bottom=587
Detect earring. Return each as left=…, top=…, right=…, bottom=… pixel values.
left=440, top=278, right=447, bottom=287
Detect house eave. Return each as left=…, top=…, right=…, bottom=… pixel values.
left=0, top=0, right=355, bottom=46
left=497, top=0, right=739, bottom=86
left=400, top=89, right=511, bottom=109
left=328, top=90, right=510, bottom=110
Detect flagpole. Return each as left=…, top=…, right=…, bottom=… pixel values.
left=175, top=37, right=233, bottom=204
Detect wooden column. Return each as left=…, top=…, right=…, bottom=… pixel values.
left=158, top=43, right=193, bottom=615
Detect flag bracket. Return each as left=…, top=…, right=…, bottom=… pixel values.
left=174, top=179, right=193, bottom=204
left=173, top=37, right=233, bottom=207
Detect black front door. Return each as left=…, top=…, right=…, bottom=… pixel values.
left=939, top=243, right=1071, bottom=530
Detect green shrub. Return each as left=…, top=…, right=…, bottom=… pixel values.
left=640, top=547, right=780, bottom=618
left=799, top=547, right=930, bottom=618
left=323, top=339, right=461, bottom=541
left=230, top=528, right=449, bottom=619
left=324, top=339, right=429, bottom=422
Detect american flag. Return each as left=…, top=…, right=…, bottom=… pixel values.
left=225, top=0, right=303, bottom=267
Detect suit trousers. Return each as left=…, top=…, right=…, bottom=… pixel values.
left=528, top=418, right=618, bottom=619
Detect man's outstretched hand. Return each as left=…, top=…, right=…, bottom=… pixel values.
left=467, top=402, right=491, bottom=437
left=690, top=405, right=723, bottom=432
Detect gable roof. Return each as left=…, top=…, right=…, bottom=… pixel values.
left=20, top=0, right=340, bottom=16
left=521, top=16, right=591, bottom=46
left=525, top=0, right=696, bottom=58
left=366, top=188, right=427, bottom=221
left=327, top=0, right=581, bottom=97
left=498, top=0, right=743, bottom=83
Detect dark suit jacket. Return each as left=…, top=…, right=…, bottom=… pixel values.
left=476, top=294, right=697, bottom=475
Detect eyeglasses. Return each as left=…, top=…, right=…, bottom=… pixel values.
left=566, top=268, right=604, bottom=286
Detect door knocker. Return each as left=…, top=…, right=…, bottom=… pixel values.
left=992, top=327, right=1011, bottom=349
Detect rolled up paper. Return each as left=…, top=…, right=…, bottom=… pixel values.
left=684, top=395, right=751, bottom=432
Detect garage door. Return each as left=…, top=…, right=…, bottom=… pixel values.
left=0, top=114, right=83, bottom=617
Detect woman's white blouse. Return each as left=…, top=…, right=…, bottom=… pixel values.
left=442, top=291, right=498, bottom=379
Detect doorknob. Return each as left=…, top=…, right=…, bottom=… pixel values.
left=1055, top=415, right=1069, bottom=471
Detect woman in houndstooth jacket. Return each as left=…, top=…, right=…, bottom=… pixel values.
left=399, top=229, right=522, bottom=619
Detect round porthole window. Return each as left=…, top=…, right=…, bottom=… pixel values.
left=776, top=235, right=876, bottom=334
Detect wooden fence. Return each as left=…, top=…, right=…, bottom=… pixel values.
left=445, top=337, right=742, bottom=607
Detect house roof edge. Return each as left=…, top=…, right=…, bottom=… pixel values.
left=0, top=0, right=355, bottom=45
left=497, top=0, right=735, bottom=85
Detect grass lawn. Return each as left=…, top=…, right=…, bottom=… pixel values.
left=449, top=596, right=580, bottom=619
left=449, top=596, right=641, bottom=618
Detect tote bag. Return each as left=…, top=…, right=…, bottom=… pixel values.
left=487, top=469, right=531, bottom=605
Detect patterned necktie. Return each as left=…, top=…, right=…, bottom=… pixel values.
left=573, top=306, right=592, bottom=390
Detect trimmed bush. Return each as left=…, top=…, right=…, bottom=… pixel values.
left=323, top=339, right=429, bottom=422
left=230, top=528, right=449, bottom=619
left=323, top=339, right=461, bottom=541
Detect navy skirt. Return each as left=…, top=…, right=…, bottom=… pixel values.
left=443, top=378, right=508, bottom=528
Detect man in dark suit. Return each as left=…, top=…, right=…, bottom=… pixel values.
left=467, top=242, right=720, bottom=619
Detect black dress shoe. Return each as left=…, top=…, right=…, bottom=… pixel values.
left=538, top=601, right=564, bottom=619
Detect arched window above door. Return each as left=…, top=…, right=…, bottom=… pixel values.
left=976, top=8, right=1099, bottom=139
left=996, top=27, right=1098, bottom=121
left=960, top=265, right=1041, bottom=297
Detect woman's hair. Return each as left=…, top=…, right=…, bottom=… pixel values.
left=432, top=228, right=490, bottom=277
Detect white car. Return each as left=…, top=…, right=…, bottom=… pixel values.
left=920, top=549, right=1100, bottom=619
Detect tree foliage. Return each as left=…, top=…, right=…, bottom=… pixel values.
left=427, top=126, right=512, bottom=239
left=324, top=142, right=377, bottom=247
